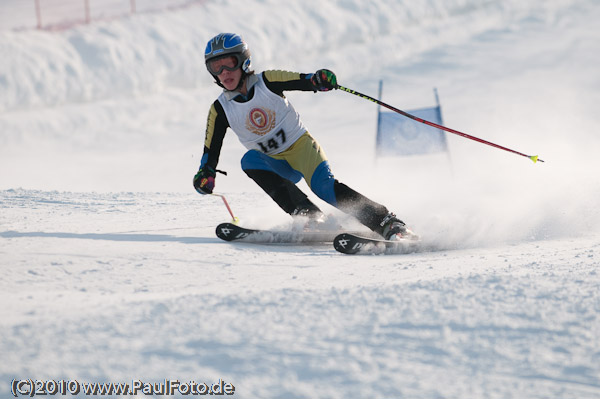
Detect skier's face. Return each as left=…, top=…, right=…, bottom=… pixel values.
left=213, top=56, right=242, bottom=91
left=219, top=68, right=242, bottom=91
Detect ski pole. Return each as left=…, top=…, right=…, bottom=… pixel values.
left=336, top=84, right=544, bottom=163
left=211, top=193, right=239, bottom=224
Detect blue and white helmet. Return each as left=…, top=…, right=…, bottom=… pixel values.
left=204, top=33, right=252, bottom=77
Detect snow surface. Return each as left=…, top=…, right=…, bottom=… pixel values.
left=1, top=0, right=600, bottom=398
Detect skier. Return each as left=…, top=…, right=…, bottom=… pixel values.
left=194, top=33, right=410, bottom=240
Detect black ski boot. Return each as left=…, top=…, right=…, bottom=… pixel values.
left=291, top=203, right=326, bottom=230
left=377, top=212, right=420, bottom=241
left=377, top=212, right=408, bottom=240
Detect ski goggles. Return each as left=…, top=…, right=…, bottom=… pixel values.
left=206, top=55, right=242, bottom=76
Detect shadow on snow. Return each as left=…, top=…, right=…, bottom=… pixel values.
left=0, top=230, right=217, bottom=244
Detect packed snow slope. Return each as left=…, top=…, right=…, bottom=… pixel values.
left=1, top=0, right=600, bottom=398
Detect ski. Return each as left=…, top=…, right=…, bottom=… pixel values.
left=216, top=222, right=347, bottom=244
left=333, top=233, right=421, bottom=255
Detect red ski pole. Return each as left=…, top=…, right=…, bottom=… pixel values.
left=337, top=84, right=544, bottom=163
left=211, top=193, right=239, bottom=224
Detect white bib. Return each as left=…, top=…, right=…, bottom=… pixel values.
left=218, top=74, right=307, bottom=155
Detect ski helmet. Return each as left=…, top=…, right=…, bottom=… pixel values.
left=205, top=33, right=252, bottom=77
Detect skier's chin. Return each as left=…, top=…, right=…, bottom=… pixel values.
left=222, top=78, right=238, bottom=90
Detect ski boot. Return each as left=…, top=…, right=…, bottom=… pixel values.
left=378, top=212, right=419, bottom=241
left=291, top=206, right=327, bottom=231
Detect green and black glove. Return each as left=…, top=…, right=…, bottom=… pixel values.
left=193, top=166, right=216, bottom=195
left=311, top=69, right=337, bottom=91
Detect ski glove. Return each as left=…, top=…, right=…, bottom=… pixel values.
left=193, top=166, right=216, bottom=195
left=311, top=69, right=337, bottom=91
